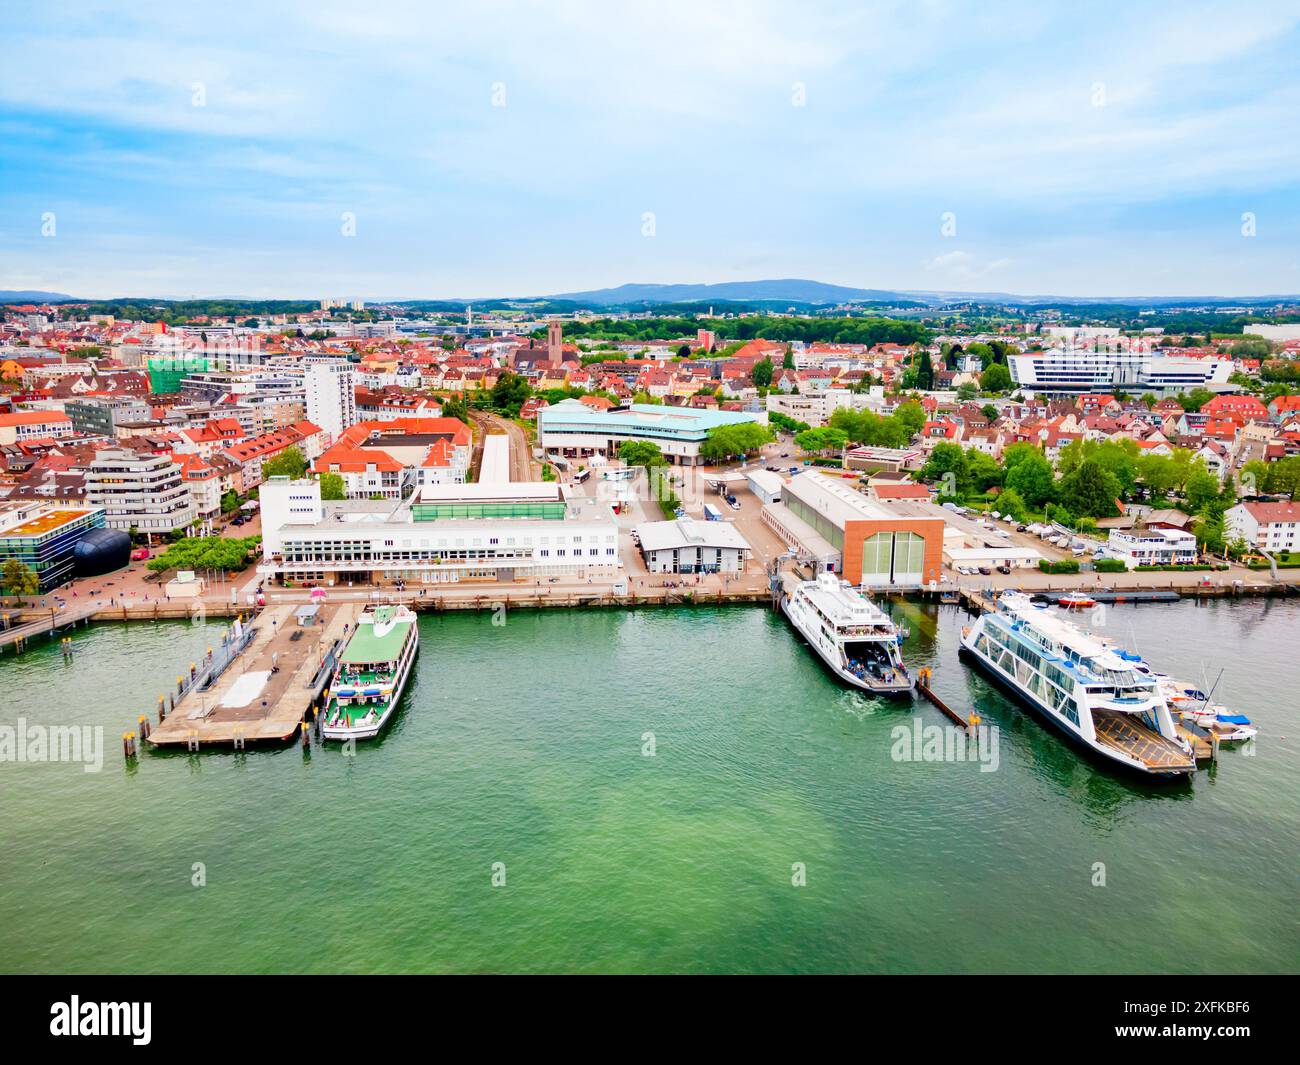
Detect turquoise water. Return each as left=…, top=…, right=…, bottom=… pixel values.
left=1, top=599, right=1296, bottom=973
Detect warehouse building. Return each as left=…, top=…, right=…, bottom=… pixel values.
left=761, top=471, right=944, bottom=588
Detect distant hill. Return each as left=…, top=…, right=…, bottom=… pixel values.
left=0, top=290, right=78, bottom=303
left=546, top=279, right=915, bottom=306
left=545, top=280, right=1300, bottom=309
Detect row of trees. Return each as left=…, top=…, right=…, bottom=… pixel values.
left=918, top=438, right=1241, bottom=553
left=146, top=536, right=262, bottom=574
left=827, top=401, right=926, bottom=450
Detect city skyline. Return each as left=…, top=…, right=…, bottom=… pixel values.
left=2, top=0, right=1299, bottom=299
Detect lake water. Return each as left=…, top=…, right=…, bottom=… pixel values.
left=2, top=597, right=1296, bottom=973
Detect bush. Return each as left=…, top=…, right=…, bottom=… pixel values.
left=1093, top=558, right=1128, bottom=572
left=1134, top=564, right=1217, bottom=572
left=1038, top=559, right=1081, bottom=574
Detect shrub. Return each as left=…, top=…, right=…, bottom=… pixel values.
left=1093, top=558, right=1128, bottom=572
left=1038, top=559, right=1081, bottom=574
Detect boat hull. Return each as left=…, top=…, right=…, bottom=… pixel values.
left=957, top=639, right=1192, bottom=780
left=781, top=596, right=914, bottom=697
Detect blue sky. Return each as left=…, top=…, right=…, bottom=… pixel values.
left=2, top=0, right=1298, bottom=300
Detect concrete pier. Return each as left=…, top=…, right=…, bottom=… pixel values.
left=148, top=602, right=361, bottom=748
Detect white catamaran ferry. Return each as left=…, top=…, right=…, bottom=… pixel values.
left=322, top=604, right=419, bottom=740
left=781, top=571, right=914, bottom=695
left=960, top=592, right=1195, bottom=777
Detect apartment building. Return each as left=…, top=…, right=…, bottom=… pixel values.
left=1226, top=501, right=1300, bottom=554
left=85, top=447, right=196, bottom=533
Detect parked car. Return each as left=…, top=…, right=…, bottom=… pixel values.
left=996, top=564, right=1012, bottom=575
left=978, top=566, right=993, bottom=576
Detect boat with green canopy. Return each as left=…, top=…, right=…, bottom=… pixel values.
left=322, top=603, right=419, bottom=740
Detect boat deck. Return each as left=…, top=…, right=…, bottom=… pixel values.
left=1093, top=710, right=1196, bottom=772
left=149, top=603, right=361, bottom=747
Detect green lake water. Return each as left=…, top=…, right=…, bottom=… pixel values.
left=2, top=598, right=1296, bottom=973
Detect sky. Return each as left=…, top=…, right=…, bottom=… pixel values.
left=1, top=0, right=1299, bottom=301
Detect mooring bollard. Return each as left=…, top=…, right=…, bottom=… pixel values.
left=137, top=715, right=150, bottom=741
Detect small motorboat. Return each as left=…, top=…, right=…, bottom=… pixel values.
left=1059, top=591, right=1096, bottom=609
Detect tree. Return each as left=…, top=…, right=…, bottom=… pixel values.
left=1057, top=459, right=1121, bottom=518
left=1184, top=466, right=1222, bottom=513
left=1004, top=448, right=1057, bottom=509
left=795, top=427, right=848, bottom=455
left=893, top=401, right=925, bottom=438
left=916, top=349, right=934, bottom=390
left=699, top=423, right=774, bottom=463
left=262, top=446, right=307, bottom=481
left=319, top=472, right=346, bottom=500
left=965, top=448, right=1004, bottom=492
left=441, top=395, right=469, bottom=423
left=996, top=487, right=1028, bottom=524
left=752, top=357, right=774, bottom=389
left=919, top=442, right=969, bottom=497
left=979, top=363, right=1013, bottom=392
left=490, top=372, right=532, bottom=416
left=618, top=440, right=667, bottom=467
left=1, top=559, right=40, bottom=597
left=782, top=351, right=795, bottom=370
left=1178, top=387, right=1216, bottom=413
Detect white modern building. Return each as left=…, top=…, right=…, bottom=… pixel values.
left=259, top=477, right=620, bottom=585
left=305, top=358, right=357, bottom=442
left=1106, top=527, right=1198, bottom=567
left=538, top=400, right=761, bottom=465
left=1226, top=501, right=1300, bottom=554
left=632, top=516, right=751, bottom=573
left=85, top=447, right=197, bottom=533
left=1008, top=350, right=1232, bottom=395
left=1242, top=324, right=1300, bottom=342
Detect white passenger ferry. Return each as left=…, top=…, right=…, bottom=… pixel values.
left=781, top=572, right=914, bottom=696
left=322, top=604, right=419, bottom=740
left=960, top=592, right=1195, bottom=777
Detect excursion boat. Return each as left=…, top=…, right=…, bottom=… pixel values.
left=1058, top=591, right=1097, bottom=609
left=322, top=604, right=419, bottom=741
left=781, top=571, right=914, bottom=696
left=960, top=592, right=1195, bottom=778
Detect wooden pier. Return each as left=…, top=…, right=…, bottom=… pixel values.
left=148, top=602, right=361, bottom=749
left=915, top=668, right=972, bottom=729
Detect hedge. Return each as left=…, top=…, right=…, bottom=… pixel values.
left=1038, top=559, right=1081, bottom=574
left=1093, top=558, right=1128, bottom=573
left=1134, top=564, right=1225, bottom=572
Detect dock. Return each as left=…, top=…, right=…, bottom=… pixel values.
left=148, top=602, right=361, bottom=748
left=0, top=605, right=98, bottom=651
left=915, top=668, right=971, bottom=729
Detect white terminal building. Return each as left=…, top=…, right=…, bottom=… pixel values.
left=259, top=476, right=621, bottom=585
left=1007, top=350, right=1232, bottom=396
